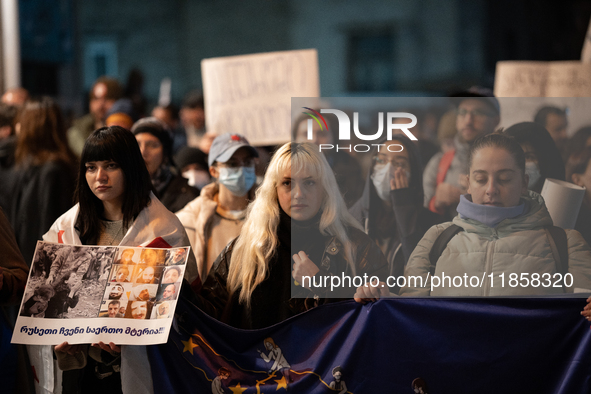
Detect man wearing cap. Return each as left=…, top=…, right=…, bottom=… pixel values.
left=176, top=133, right=258, bottom=282
left=423, top=88, right=500, bottom=220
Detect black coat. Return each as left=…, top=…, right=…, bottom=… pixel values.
left=8, top=160, right=76, bottom=264
left=349, top=135, right=442, bottom=292
left=156, top=174, right=200, bottom=213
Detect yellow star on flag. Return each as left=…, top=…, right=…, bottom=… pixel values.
left=229, top=383, right=248, bottom=393
left=274, top=376, right=288, bottom=390
left=181, top=338, right=198, bottom=355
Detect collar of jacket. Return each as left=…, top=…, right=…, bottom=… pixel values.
left=452, top=191, right=552, bottom=238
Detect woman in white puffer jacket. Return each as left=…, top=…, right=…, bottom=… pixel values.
left=400, top=132, right=591, bottom=300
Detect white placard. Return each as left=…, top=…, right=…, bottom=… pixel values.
left=202, top=49, right=320, bottom=146
left=12, top=242, right=189, bottom=345
left=494, top=61, right=591, bottom=97
left=581, top=16, right=591, bottom=63
left=540, top=178, right=586, bottom=229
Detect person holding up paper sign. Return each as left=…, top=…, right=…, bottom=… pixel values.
left=399, top=132, right=591, bottom=298
left=38, top=126, right=194, bottom=394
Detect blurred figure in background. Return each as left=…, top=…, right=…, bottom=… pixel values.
left=292, top=111, right=363, bottom=207
left=533, top=106, right=568, bottom=159
left=1, top=87, right=28, bottom=107
left=504, top=122, right=565, bottom=192
left=131, top=118, right=199, bottom=212
left=105, top=98, right=137, bottom=130
left=67, top=76, right=123, bottom=156
left=566, top=147, right=591, bottom=246
left=0, top=207, right=30, bottom=393
left=0, top=104, right=18, bottom=212
left=174, top=146, right=211, bottom=190
left=8, top=97, right=77, bottom=263
left=179, top=90, right=206, bottom=149
left=423, top=88, right=500, bottom=220
left=436, top=109, right=457, bottom=154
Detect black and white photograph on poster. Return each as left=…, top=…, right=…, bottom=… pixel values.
left=130, top=284, right=158, bottom=301
left=113, top=247, right=140, bottom=265
left=21, top=244, right=116, bottom=319
left=137, top=248, right=167, bottom=266
left=151, top=301, right=175, bottom=319
left=165, top=247, right=188, bottom=265
left=103, top=283, right=131, bottom=301
left=132, top=265, right=164, bottom=284
left=156, top=282, right=179, bottom=301
left=161, top=265, right=184, bottom=284
left=109, top=264, right=132, bottom=283
left=13, top=241, right=190, bottom=345
left=123, top=300, right=153, bottom=320
left=98, top=300, right=125, bottom=318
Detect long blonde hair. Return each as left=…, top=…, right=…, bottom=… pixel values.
left=226, top=142, right=363, bottom=306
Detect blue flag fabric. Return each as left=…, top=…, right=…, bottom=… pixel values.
left=147, top=297, right=591, bottom=393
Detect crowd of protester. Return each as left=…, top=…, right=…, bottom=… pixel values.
left=1, top=77, right=591, bottom=393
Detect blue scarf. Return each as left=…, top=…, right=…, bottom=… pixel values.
left=457, top=194, right=526, bottom=228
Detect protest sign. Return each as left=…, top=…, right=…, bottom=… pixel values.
left=494, top=61, right=591, bottom=97
left=202, top=49, right=320, bottom=145
left=12, top=242, right=189, bottom=345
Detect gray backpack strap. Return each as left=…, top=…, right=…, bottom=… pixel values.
left=545, top=226, right=569, bottom=291
left=429, top=224, right=462, bottom=276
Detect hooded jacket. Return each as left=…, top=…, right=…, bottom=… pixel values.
left=349, top=135, right=441, bottom=291
left=400, top=191, right=591, bottom=296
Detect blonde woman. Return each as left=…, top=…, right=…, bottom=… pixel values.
left=197, top=142, right=388, bottom=329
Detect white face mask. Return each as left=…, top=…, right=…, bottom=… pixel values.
left=371, top=163, right=392, bottom=201
left=182, top=169, right=211, bottom=189
left=525, top=161, right=541, bottom=189
left=217, top=165, right=256, bottom=197
left=371, top=162, right=411, bottom=201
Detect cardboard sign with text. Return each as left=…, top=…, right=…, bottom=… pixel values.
left=495, top=61, right=591, bottom=97
left=202, top=49, right=320, bottom=146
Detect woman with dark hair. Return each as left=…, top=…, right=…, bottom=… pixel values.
left=396, top=132, right=591, bottom=298
left=8, top=97, right=77, bottom=262
left=504, top=122, right=565, bottom=193
left=349, top=135, right=442, bottom=293
left=36, top=126, right=195, bottom=394
left=566, top=147, right=591, bottom=246
left=131, top=117, right=199, bottom=212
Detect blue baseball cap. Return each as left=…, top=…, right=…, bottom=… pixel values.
left=208, top=133, right=258, bottom=167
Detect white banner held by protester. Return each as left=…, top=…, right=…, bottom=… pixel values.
left=12, top=242, right=189, bottom=345
left=202, top=49, right=320, bottom=146
left=540, top=179, right=586, bottom=229
left=494, top=61, right=591, bottom=97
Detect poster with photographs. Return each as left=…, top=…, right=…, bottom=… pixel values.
left=12, top=241, right=189, bottom=345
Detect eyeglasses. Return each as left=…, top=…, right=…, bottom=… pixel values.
left=373, top=155, right=410, bottom=170
left=457, top=109, right=495, bottom=119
